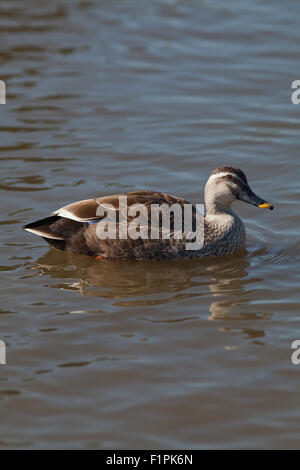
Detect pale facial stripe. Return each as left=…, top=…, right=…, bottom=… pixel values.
left=207, top=171, right=245, bottom=186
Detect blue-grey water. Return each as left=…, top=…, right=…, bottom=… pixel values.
left=0, top=0, right=300, bottom=449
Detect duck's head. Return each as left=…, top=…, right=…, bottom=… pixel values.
left=204, top=166, right=274, bottom=213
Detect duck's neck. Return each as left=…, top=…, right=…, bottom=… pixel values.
left=205, top=199, right=235, bottom=218
left=204, top=199, right=245, bottom=238
left=202, top=199, right=246, bottom=255
left=203, top=188, right=245, bottom=241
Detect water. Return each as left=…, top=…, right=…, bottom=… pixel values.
left=0, top=0, right=300, bottom=449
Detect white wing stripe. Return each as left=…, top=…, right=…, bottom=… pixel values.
left=24, top=227, right=65, bottom=240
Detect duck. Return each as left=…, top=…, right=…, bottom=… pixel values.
left=23, top=165, right=273, bottom=261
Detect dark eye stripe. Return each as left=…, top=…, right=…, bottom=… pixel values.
left=218, top=174, right=248, bottom=191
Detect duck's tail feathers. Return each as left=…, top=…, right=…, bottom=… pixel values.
left=23, top=215, right=65, bottom=240
left=23, top=215, right=87, bottom=251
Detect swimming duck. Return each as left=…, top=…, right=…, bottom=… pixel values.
left=24, top=166, right=273, bottom=260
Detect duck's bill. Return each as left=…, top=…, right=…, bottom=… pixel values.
left=258, top=202, right=273, bottom=209
left=241, top=191, right=274, bottom=210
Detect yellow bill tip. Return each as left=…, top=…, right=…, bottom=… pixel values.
left=259, top=202, right=273, bottom=210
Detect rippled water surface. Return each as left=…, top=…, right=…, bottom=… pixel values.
left=0, top=0, right=300, bottom=449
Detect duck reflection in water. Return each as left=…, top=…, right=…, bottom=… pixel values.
left=30, top=247, right=271, bottom=343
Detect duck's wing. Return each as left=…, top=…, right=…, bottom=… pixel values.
left=52, top=198, right=102, bottom=222
left=52, top=190, right=190, bottom=224
left=82, top=190, right=197, bottom=259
